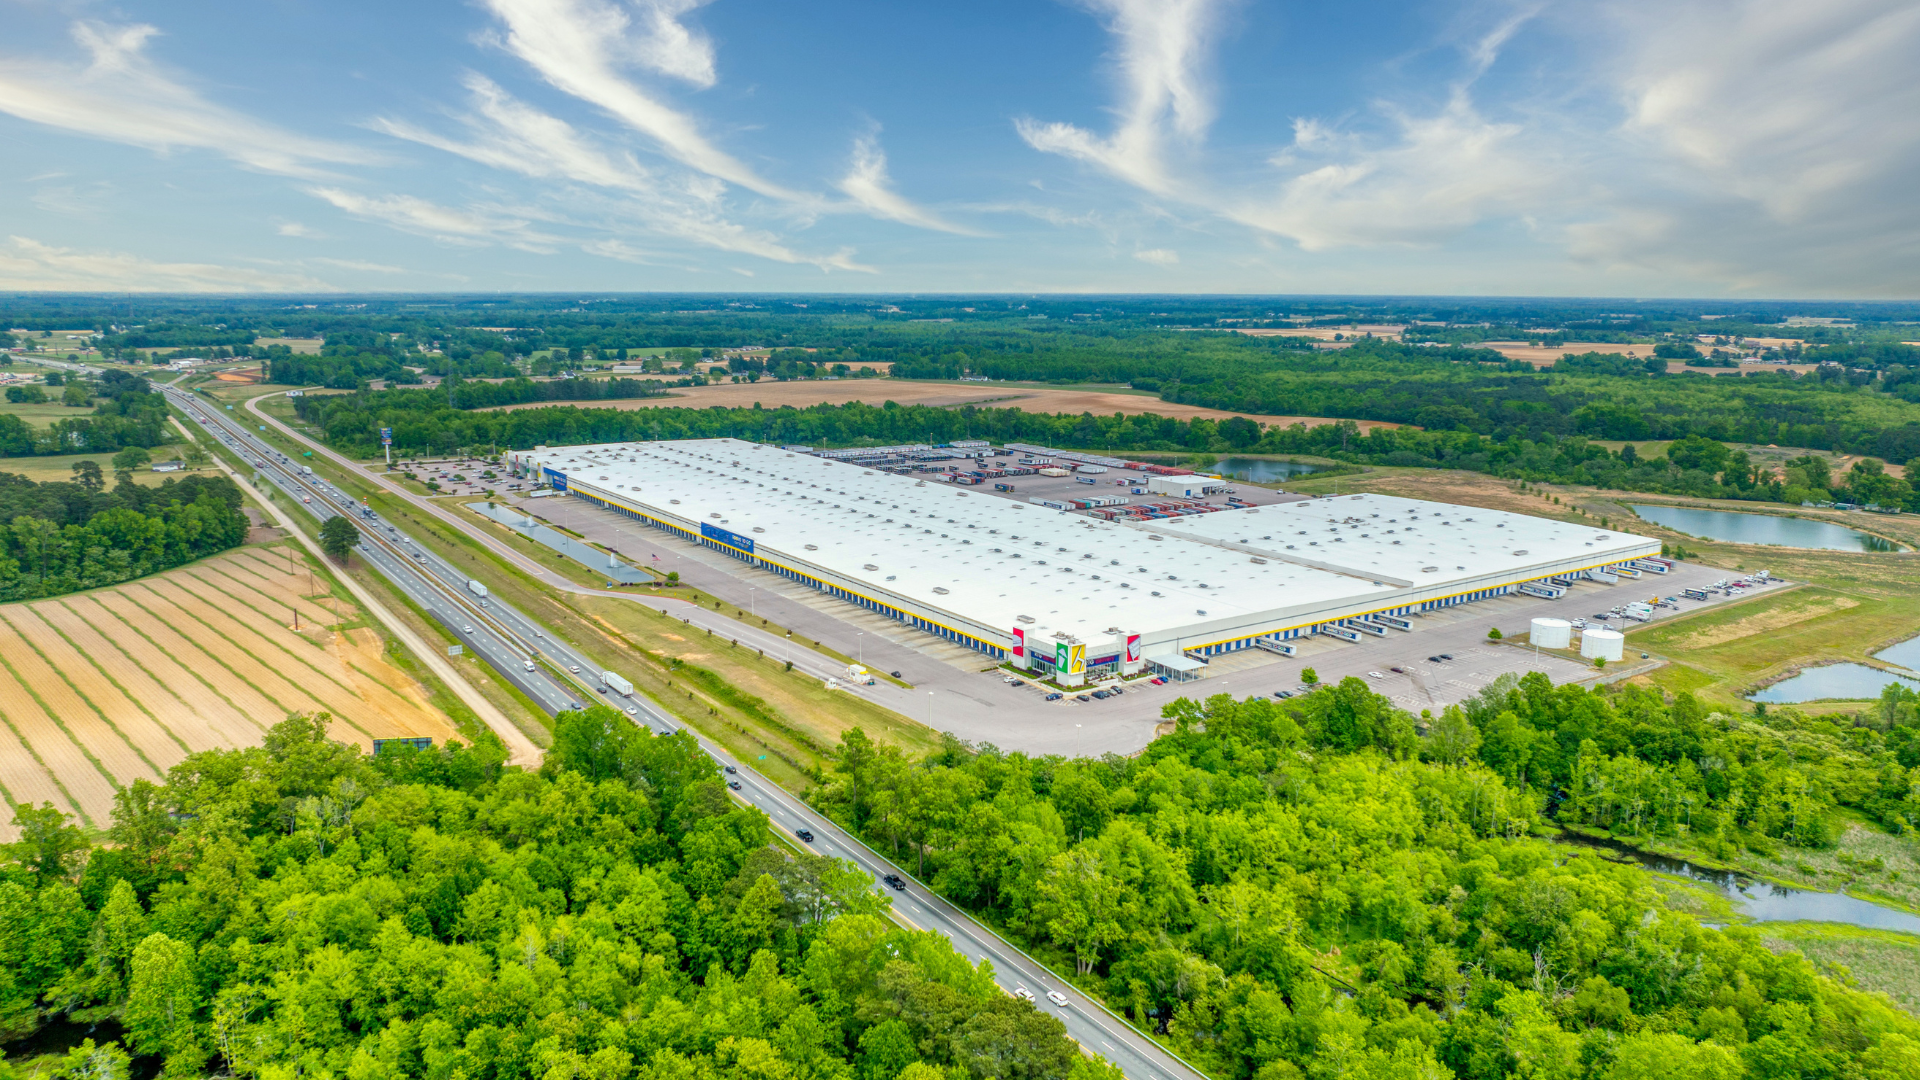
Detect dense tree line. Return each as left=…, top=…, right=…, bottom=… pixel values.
left=0, top=469, right=248, bottom=601
left=811, top=680, right=1920, bottom=1079
left=0, top=712, right=1120, bottom=1080
left=0, top=370, right=174, bottom=459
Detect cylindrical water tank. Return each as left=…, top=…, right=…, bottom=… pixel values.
left=1530, top=618, right=1572, bottom=650
left=1580, top=628, right=1624, bottom=662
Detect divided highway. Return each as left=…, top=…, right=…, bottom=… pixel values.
left=178, top=388, right=1207, bottom=1080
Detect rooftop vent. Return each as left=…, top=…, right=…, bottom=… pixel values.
left=932, top=587, right=950, bottom=595
left=1512, top=550, right=1529, bottom=556
left=1423, top=566, right=1439, bottom=573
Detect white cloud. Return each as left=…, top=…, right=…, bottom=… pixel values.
left=372, top=73, right=655, bottom=193
left=307, top=187, right=561, bottom=251
left=1016, top=0, right=1228, bottom=195
left=1133, top=248, right=1178, bottom=266
left=0, top=236, right=335, bottom=292
left=480, top=0, right=799, bottom=200
left=311, top=257, right=407, bottom=274
left=0, top=21, right=370, bottom=178
left=630, top=0, right=720, bottom=88
left=835, top=133, right=979, bottom=234
left=277, top=222, right=322, bottom=238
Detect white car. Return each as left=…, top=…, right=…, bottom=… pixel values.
left=1046, top=990, right=1069, bottom=1007
left=569, top=664, right=581, bottom=674
left=462, top=625, right=474, bottom=634
left=1366, top=671, right=1385, bottom=680
left=1013, top=987, right=1034, bottom=1002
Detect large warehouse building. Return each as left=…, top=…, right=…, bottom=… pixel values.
left=512, top=439, right=1659, bottom=685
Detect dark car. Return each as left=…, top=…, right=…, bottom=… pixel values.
left=1045, top=692, right=1063, bottom=701
left=890, top=670, right=902, bottom=678
left=1273, top=690, right=1292, bottom=699
left=1109, top=686, right=1124, bottom=695
left=1438, top=654, right=1454, bottom=661
left=727, top=780, right=741, bottom=791
left=1091, top=690, right=1110, bottom=700
left=1427, top=656, right=1443, bottom=663
left=882, top=874, right=907, bottom=891
left=1074, top=695, right=1091, bottom=702
left=795, top=828, right=814, bottom=843
left=1389, top=666, right=1406, bottom=674
left=596, top=686, right=608, bottom=693
left=724, top=765, right=737, bottom=774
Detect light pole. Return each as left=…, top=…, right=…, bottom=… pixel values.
left=926, top=691, right=934, bottom=727
left=750, top=587, right=757, bottom=619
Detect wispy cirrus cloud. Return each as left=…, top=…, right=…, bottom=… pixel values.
left=835, top=132, right=980, bottom=235
left=0, top=236, right=336, bottom=292
left=0, top=21, right=369, bottom=178
left=1016, top=0, right=1229, bottom=196
left=372, top=73, right=655, bottom=193
left=307, top=187, right=562, bottom=251
left=480, top=0, right=800, bottom=200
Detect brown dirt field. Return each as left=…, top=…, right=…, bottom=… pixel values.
left=40, top=599, right=257, bottom=753
left=62, top=596, right=268, bottom=747
left=1483, top=342, right=1658, bottom=366
left=135, top=580, right=386, bottom=741
left=183, top=563, right=333, bottom=632
left=0, top=606, right=192, bottom=773
left=140, top=578, right=451, bottom=744
left=486, top=379, right=1402, bottom=430
left=93, top=590, right=319, bottom=735
left=1229, top=325, right=1405, bottom=341
left=0, top=617, right=162, bottom=787
left=0, top=717, right=76, bottom=840
left=0, top=661, right=119, bottom=830
left=223, top=547, right=336, bottom=611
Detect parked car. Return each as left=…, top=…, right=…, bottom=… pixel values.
left=1389, top=666, right=1406, bottom=674
left=795, top=828, right=814, bottom=843
left=1367, top=671, right=1385, bottom=680
left=1074, top=694, right=1091, bottom=702
left=1273, top=690, right=1292, bottom=699
left=1427, top=655, right=1444, bottom=663
left=1150, top=677, right=1168, bottom=685
left=1438, top=653, right=1454, bottom=660
left=1109, top=686, right=1124, bottom=695
left=1091, top=690, right=1110, bottom=700
left=1045, top=692, right=1064, bottom=701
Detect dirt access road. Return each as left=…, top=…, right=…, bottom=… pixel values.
left=485, top=379, right=1402, bottom=431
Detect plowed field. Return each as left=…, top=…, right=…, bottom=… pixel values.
left=0, top=548, right=459, bottom=840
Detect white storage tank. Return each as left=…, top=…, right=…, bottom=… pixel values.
left=1580, top=627, right=1624, bottom=662
left=1530, top=618, right=1572, bottom=650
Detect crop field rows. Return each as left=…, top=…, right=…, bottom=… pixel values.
left=0, top=548, right=458, bottom=838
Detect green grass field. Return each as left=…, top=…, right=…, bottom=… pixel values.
left=0, top=445, right=195, bottom=486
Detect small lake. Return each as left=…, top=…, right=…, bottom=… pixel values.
left=1562, top=835, right=1920, bottom=933
left=1630, top=504, right=1896, bottom=551
left=1749, top=663, right=1920, bottom=703
left=1874, top=635, right=1920, bottom=672
left=1215, top=457, right=1327, bottom=483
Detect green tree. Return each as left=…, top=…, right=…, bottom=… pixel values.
left=318, top=514, right=359, bottom=562
left=3, top=802, right=89, bottom=883
left=125, top=932, right=200, bottom=1060
left=111, top=446, right=151, bottom=472
left=70, top=459, right=104, bottom=492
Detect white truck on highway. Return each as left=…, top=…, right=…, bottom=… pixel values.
left=601, top=671, right=633, bottom=696
left=466, top=580, right=489, bottom=599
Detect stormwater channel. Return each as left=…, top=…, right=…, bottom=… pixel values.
left=1560, top=834, right=1920, bottom=933
left=1629, top=504, right=1897, bottom=551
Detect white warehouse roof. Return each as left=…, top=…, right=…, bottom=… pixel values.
left=514, top=439, right=1657, bottom=656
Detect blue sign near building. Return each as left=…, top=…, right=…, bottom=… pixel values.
left=543, top=467, right=568, bottom=491
left=700, top=522, right=754, bottom=554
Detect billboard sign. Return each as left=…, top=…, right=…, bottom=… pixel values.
left=379, top=426, right=392, bottom=446
left=700, top=522, right=755, bottom=554
left=1011, top=627, right=1025, bottom=658
left=1125, top=633, right=1141, bottom=664
left=542, top=466, right=568, bottom=491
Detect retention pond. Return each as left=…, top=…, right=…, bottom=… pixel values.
left=1748, top=663, right=1920, bottom=703
left=1630, top=504, right=1896, bottom=551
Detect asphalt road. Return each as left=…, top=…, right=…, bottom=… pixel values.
left=209, top=387, right=1207, bottom=1080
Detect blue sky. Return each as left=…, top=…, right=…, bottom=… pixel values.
left=1, top=0, right=1916, bottom=297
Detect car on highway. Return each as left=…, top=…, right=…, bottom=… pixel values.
left=1046, top=990, right=1069, bottom=1007
left=596, top=686, right=607, bottom=694
left=795, top=828, right=814, bottom=843
left=569, top=664, right=581, bottom=673
left=1013, top=987, right=1035, bottom=1002
left=1045, top=692, right=1063, bottom=701
left=626, top=707, right=636, bottom=715
left=882, top=874, right=907, bottom=891
left=462, top=625, right=474, bottom=634
left=727, top=780, right=741, bottom=790
left=1366, top=671, right=1385, bottom=679
left=724, top=765, right=737, bottom=774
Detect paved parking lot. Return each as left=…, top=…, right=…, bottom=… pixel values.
left=513, top=489, right=1781, bottom=754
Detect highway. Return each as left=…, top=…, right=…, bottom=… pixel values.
left=209, top=386, right=1209, bottom=1080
